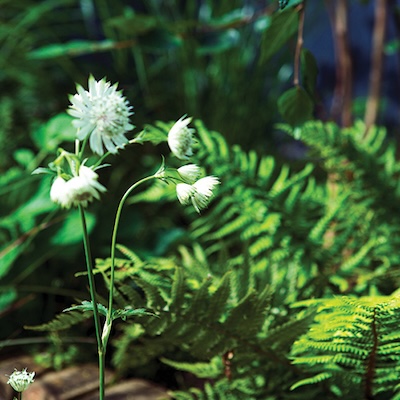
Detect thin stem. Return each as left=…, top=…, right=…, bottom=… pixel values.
left=78, top=135, right=90, bottom=159
left=102, top=174, right=158, bottom=348
left=329, top=0, right=353, bottom=127
left=293, top=2, right=305, bottom=87
left=78, top=205, right=104, bottom=400
left=364, top=0, right=387, bottom=136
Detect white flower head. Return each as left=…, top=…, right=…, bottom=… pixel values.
left=68, top=76, right=134, bottom=156
left=177, top=164, right=201, bottom=184
left=50, top=165, right=107, bottom=209
left=50, top=176, right=73, bottom=208
left=68, top=165, right=107, bottom=207
left=175, top=176, right=220, bottom=213
left=167, top=116, right=194, bottom=160
left=191, top=176, right=220, bottom=213
left=176, top=183, right=196, bottom=205
left=7, top=368, right=35, bottom=392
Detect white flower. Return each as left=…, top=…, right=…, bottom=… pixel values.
left=7, top=368, right=35, bottom=392
left=177, top=164, right=201, bottom=183
left=167, top=116, right=194, bottom=160
left=191, top=176, right=220, bottom=213
left=50, top=165, right=107, bottom=208
left=50, top=176, right=73, bottom=208
left=176, top=183, right=196, bottom=205
left=176, top=176, right=220, bottom=213
left=68, top=76, right=134, bottom=156
left=67, top=166, right=107, bottom=207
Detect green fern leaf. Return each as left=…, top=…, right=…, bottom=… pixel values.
left=290, top=372, right=333, bottom=390
left=25, top=310, right=91, bottom=331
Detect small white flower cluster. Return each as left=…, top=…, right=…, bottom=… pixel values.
left=68, top=76, right=134, bottom=156
left=168, top=118, right=220, bottom=213
left=49, top=75, right=133, bottom=209
left=47, top=76, right=219, bottom=211
left=7, top=368, right=35, bottom=392
left=50, top=165, right=106, bottom=209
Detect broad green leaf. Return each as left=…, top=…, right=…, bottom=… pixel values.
left=107, top=13, right=158, bottom=35
left=11, top=176, right=56, bottom=232
left=31, top=113, right=76, bottom=151
left=277, top=86, right=313, bottom=126
left=260, top=7, right=299, bottom=62
left=51, top=210, right=96, bottom=246
left=13, top=149, right=35, bottom=168
left=301, top=48, right=318, bottom=99
left=0, top=241, right=29, bottom=279
left=64, top=300, right=108, bottom=317
left=28, top=40, right=123, bottom=60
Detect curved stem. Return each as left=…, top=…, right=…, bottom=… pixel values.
left=78, top=205, right=104, bottom=400
left=102, top=174, right=158, bottom=348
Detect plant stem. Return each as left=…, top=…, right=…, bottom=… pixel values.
left=293, top=2, right=305, bottom=87
left=102, top=175, right=158, bottom=349
left=364, top=0, right=387, bottom=136
left=329, top=0, right=353, bottom=127
left=78, top=205, right=104, bottom=400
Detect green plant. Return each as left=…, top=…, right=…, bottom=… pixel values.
left=28, top=74, right=220, bottom=399
left=291, top=295, right=400, bottom=400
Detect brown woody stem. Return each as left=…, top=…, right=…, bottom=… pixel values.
left=364, top=0, right=387, bottom=136
left=293, top=3, right=305, bottom=87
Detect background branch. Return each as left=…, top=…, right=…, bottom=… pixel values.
left=364, top=0, right=387, bottom=135
left=293, top=2, right=305, bottom=87
left=329, top=0, right=353, bottom=127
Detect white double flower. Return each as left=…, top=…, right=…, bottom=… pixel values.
left=50, top=165, right=106, bottom=209
left=175, top=162, right=220, bottom=213
left=168, top=117, right=220, bottom=213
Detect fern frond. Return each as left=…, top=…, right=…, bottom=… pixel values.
left=290, top=372, right=333, bottom=390
left=161, top=356, right=222, bottom=379
left=291, top=294, right=400, bottom=398
left=25, top=310, right=91, bottom=331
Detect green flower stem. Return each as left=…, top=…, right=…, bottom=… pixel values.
left=102, top=174, right=159, bottom=348
left=78, top=135, right=90, bottom=159
left=78, top=205, right=105, bottom=400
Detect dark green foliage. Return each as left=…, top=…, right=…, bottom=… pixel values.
left=10, top=115, right=400, bottom=398
left=124, top=118, right=400, bottom=397
left=103, top=244, right=315, bottom=398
